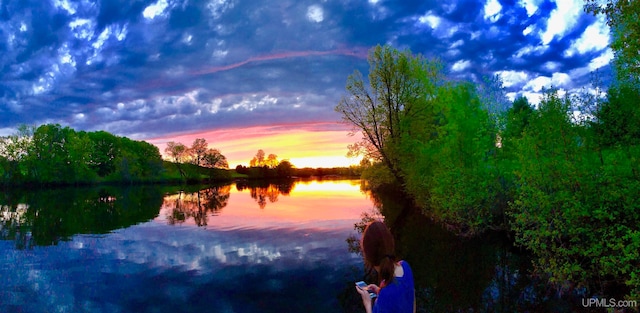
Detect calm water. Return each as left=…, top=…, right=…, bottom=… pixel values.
left=0, top=180, right=587, bottom=312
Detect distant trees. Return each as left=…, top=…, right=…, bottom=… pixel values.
left=202, top=148, right=228, bottom=169
left=249, top=149, right=265, bottom=167
left=190, top=138, right=208, bottom=166
left=275, top=160, right=294, bottom=178
left=162, top=138, right=229, bottom=181
left=0, top=124, right=163, bottom=185
left=164, top=142, right=189, bottom=163
left=249, top=149, right=278, bottom=168
left=164, top=138, right=229, bottom=168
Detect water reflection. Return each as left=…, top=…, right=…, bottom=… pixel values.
left=0, top=186, right=163, bottom=249
left=354, top=187, right=582, bottom=313
left=1, top=181, right=589, bottom=312
left=236, top=179, right=294, bottom=209
left=0, top=180, right=371, bottom=313
left=164, top=185, right=231, bottom=226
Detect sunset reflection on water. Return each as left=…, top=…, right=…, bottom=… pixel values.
left=0, top=180, right=374, bottom=312
left=156, top=179, right=371, bottom=231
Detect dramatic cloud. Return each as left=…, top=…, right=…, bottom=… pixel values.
left=0, top=0, right=613, bottom=163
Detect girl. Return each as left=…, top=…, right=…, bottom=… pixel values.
left=355, top=221, right=416, bottom=313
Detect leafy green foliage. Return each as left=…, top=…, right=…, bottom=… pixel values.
left=339, top=45, right=640, bottom=299
left=585, top=0, right=640, bottom=80
left=0, top=124, right=165, bottom=185
left=400, top=83, right=502, bottom=235
left=592, top=84, right=640, bottom=148
left=508, top=90, right=640, bottom=297
left=336, top=44, right=443, bottom=183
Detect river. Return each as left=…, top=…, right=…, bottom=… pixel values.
left=0, top=180, right=592, bottom=312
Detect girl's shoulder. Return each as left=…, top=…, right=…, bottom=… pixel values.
left=398, top=260, right=414, bottom=279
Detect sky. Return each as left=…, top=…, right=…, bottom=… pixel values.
left=0, top=0, right=613, bottom=168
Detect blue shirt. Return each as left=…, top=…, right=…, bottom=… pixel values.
left=373, top=261, right=415, bottom=313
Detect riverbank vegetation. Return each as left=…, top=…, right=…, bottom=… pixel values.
left=0, top=127, right=362, bottom=186
left=337, top=42, right=639, bottom=299
left=0, top=124, right=165, bottom=185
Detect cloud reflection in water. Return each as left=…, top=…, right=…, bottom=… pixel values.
left=0, top=180, right=372, bottom=312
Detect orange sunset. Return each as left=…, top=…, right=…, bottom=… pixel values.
left=1, top=0, right=637, bottom=312
left=147, top=122, right=360, bottom=169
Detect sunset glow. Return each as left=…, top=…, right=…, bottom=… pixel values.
left=155, top=180, right=373, bottom=230
left=148, top=122, right=361, bottom=169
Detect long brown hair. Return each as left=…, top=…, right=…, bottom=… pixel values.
left=361, top=220, right=396, bottom=285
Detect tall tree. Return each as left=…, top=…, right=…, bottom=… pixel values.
left=592, top=83, right=640, bottom=148
left=165, top=141, right=189, bottom=178
left=25, top=124, right=94, bottom=184
left=335, top=44, right=443, bottom=183
left=190, top=138, right=208, bottom=166
left=0, top=125, right=34, bottom=183
left=585, top=0, right=640, bottom=80
left=202, top=148, right=228, bottom=169
left=509, top=89, right=640, bottom=298
left=266, top=153, right=278, bottom=168
left=401, top=83, right=501, bottom=234
left=165, top=142, right=189, bottom=163
left=87, top=131, right=120, bottom=177
left=250, top=149, right=266, bottom=167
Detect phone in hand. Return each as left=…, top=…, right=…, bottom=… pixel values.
left=356, top=281, right=377, bottom=299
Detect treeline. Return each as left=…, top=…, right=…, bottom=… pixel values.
left=234, top=149, right=362, bottom=179
left=163, top=138, right=231, bottom=182
left=337, top=44, right=639, bottom=299
left=0, top=124, right=164, bottom=186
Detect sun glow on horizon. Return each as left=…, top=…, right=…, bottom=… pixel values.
left=147, top=123, right=361, bottom=169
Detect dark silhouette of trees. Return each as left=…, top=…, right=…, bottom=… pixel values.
left=276, top=160, right=294, bottom=178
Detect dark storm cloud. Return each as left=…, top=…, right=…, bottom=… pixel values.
left=0, top=0, right=613, bottom=138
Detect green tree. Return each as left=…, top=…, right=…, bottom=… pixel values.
left=499, top=96, right=535, bottom=173
left=585, top=0, right=640, bottom=80
left=335, top=44, right=443, bottom=184
left=25, top=124, right=95, bottom=184
left=112, top=137, right=163, bottom=182
left=401, top=83, right=501, bottom=234
left=592, top=83, right=640, bottom=149
left=0, top=125, right=34, bottom=184
left=509, top=89, right=640, bottom=298
left=87, top=131, right=120, bottom=177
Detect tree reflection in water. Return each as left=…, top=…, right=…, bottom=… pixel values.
left=0, top=186, right=163, bottom=249
left=164, top=185, right=231, bottom=226
left=346, top=186, right=573, bottom=313
left=236, top=180, right=294, bottom=209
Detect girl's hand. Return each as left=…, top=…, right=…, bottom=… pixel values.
left=355, top=283, right=378, bottom=313
left=367, top=284, right=380, bottom=294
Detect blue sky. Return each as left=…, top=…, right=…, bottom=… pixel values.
left=0, top=0, right=612, bottom=164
